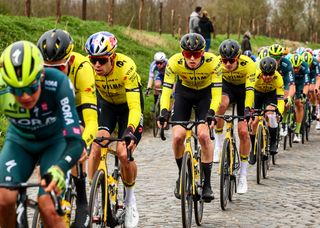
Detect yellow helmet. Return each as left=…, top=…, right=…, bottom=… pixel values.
left=0, top=41, right=43, bottom=88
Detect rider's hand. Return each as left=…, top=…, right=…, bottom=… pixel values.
left=42, top=166, right=65, bottom=195
left=287, top=96, right=293, bottom=106
left=158, top=108, right=170, bottom=126
left=122, top=126, right=137, bottom=150
left=206, top=109, right=216, bottom=127
left=244, top=107, right=252, bottom=122
left=145, top=87, right=151, bottom=96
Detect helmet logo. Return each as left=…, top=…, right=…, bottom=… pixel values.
left=12, top=49, right=22, bottom=65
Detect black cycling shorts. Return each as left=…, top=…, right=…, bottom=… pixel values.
left=222, top=79, right=246, bottom=118
left=254, top=90, right=277, bottom=109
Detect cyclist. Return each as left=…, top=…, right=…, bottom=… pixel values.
left=214, top=39, right=255, bottom=194
left=145, top=52, right=168, bottom=112
left=243, top=50, right=257, bottom=62
left=268, top=44, right=295, bottom=137
left=158, top=33, right=222, bottom=202
left=250, top=57, right=285, bottom=160
left=302, top=51, right=320, bottom=122
left=0, top=41, right=82, bottom=228
left=289, top=53, right=310, bottom=143
left=37, top=28, right=98, bottom=227
left=256, top=46, right=269, bottom=62
left=85, top=31, right=143, bottom=228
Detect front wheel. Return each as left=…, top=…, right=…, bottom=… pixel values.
left=256, top=125, right=263, bottom=184
left=194, top=147, right=204, bottom=226
left=220, top=139, right=230, bottom=210
left=152, top=98, right=160, bottom=137
left=181, top=151, right=193, bottom=228
left=89, top=169, right=106, bottom=228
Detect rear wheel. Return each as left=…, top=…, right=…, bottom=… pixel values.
left=181, top=151, right=193, bottom=228
left=152, top=98, right=160, bottom=137
left=89, top=170, right=106, bottom=228
left=256, top=125, right=263, bottom=184
left=31, top=208, right=43, bottom=228
left=229, top=144, right=240, bottom=201
left=220, top=139, right=230, bottom=210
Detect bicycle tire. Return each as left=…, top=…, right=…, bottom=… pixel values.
left=194, top=147, right=204, bottom=226
left=220, top=139, right=230, bottom=210
left=181, top=151, right=193, bottom=228
left=262, top=128, right=269, bottom=178
left=64, top=181, right=77, bottom=226
left=283, top=133, right=287, bottom=150
left=31, top=208, right=44, bottom=228
left=305, top=105, right=311, bottom=141
left=256, top=125, right=263, bottom=184
left=152, top=98, right=161, bottom=137
left=229, top=143, right=240, bottom=201
left=89, top=169, right=106, bottom=228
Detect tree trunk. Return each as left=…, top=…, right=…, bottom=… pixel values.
left=25, top=0, right=31, bottom=17
left=237, top=17, right=242, bottom=41
left=171, top=9, right=175, bottom=37
left=108, top=0, right=114, bottom=26
left=178, top=14, right=182, bottom=40
left=159, top=1, right=163, bottom=35
left=82, top=0, right=87, bottom=20
left=138, top=0, right=144, bottom=30
left=56, top=0, right=61, bottom=23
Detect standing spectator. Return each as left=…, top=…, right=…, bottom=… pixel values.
left=241, top=31, right=252, bottom=52
left=189, top=6, right=202, bottom=33
left=199, top=10, right=214, bottom=52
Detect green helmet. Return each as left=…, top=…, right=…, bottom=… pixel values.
left=290, top=53, right=303, bottom=68
left=302, top=52, right=313, bottom=66
left=0, top=41, right=43, bottom=88
left=258, top=47, right=269, bottom=59
left=269, top=44, right=284, bottom=56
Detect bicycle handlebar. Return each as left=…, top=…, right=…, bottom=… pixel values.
left=94, top=137, right=134, bottom=161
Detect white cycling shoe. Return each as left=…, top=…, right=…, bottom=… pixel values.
left=125, top=203, right=139, bottom=228
left=237, top=175, right=248, bottom=194
left=316, top=121, right=320, bottom=130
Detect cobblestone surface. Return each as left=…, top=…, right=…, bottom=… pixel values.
left=28, top=125, right=320, bottom=227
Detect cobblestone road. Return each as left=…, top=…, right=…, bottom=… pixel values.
left=28, top=125, right=320, bottom=227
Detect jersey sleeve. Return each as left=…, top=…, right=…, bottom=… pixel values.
left=55, top=77, right=82, bottom=174
left=244, top=59, right=256, bottom=108
left=74, top=61, right=98, bottom=147
left=125, top=67, right=143, bottom=130
left=149, top=61, right=156, bottom=80
left=160, top=57, right=176, bottom=111
left=209, top=57, right=222, bottom=112
left=275, top=72, right=285, bottom=114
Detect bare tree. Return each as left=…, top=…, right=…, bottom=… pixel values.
left=56, top=0, right=61, bottom=23
left=138, top=0, right=144, bottom=30
left=82, top=0, right=87, bottom=20
left=25, top=0, right=31, bottom=17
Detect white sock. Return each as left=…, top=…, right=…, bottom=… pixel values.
left=214, top=132, right=224, bottom=149
left=240, top=161, right=248, bottom=177
left=125, top=186, right=136, bottom=206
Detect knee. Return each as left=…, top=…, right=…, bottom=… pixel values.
left=173, top=134, right=185, bottom=146
left=0, top=189, right=16, bottom=210
left=198, top=132, right=210, bottom=145
left=238, top=127, right=249, bottom=140
left=90, top=143, right=101, bottom=160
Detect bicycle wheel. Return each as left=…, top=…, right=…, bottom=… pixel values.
left=256, top=125, right=263, bottom=184
left=220, top=139, right=230, bottom=210
left=89, top=169, right=106, bottom=228
left=262, top=128, right=269, bottom=178
left=229, top=144, right=240, bottom=201
left=181, top=151, right=193, bottom=228
left=64, top=181, right=77, bottom=226
left=305, top=105, right=311, bottom=141
left=152, top=98, right=160, bottom=137
left=283, top=133, right=287, bottom=150
left=31, top=208, right=44, bottom=228
left=194, top=147, right=204, bottom=226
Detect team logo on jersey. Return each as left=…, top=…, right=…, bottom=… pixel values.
left=72, top=127, right=81, bottom=134
left=41, top=102, right=48, bottom=111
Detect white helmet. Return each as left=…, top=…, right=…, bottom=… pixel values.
left=154, top=52, right=166, bottom=62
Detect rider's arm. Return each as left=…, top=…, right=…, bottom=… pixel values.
left=244, top=58, right=256, bottom=108
left=75, top=61, right=98, bottom=148
left=147, top=62, right=156, bottom=89
left=209, top=57, right=222, bottom=112
left=160, top=56, right=176, bottom=111
left=302, top=62, right=310, bottom=95
left=55, top=77, right=83, bottom=175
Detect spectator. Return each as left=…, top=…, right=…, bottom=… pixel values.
left=189, top=6, right=202, bottom=33
left=241, top=31, right=252, bottom=52
left=199, top=10, right=214, bottom=52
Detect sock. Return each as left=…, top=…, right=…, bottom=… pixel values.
left=125, top=186, right=136, bottom=206
left=269, top=127, right=277, bottom=144
left=240, top=160, right=248, bottom=177
left=282, top=111, right=288, bottom=124
left=154, top=94, right=159, bottom=105
left=72, top=175, right=88, bottom=206
left=250, top=134, right=255, bottom=152
left=201, top=162, right=213, bottom=188
left=295, top=122, right=301, bottom=134
left=175, top=157, right=183, bottom=176
left=214, top=128, right=223, bottom=149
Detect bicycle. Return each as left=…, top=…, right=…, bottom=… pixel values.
left=0, top=180, right=64, bottom=228
left=282, top=103, right=296, bottom=150
left=160, top=119, right=211, bottom=228
left=151, top=88, right=162, bottom=137
left=252, top=106, right=281, bottom=184
left=215, top=112, right=241, bottom=211
left=301, top=98, right=312, bottom=143
left=88, top=137, right=133, bottom=228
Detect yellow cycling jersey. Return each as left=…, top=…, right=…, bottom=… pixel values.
left=94, top=53, right=142, bottom=130
left=68, top=51, right=98, bottom=147
left=161, top=52, right=222, bottom=112
left=220, top=54, right=256, bottom=108
left=254, top=69, right=285, bottom=114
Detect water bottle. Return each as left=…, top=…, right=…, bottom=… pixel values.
left=61, top=199, right=71, bottom=226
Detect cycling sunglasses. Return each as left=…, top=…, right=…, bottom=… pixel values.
left=221, top=58, right=237, bottom=64
left=182, top=50, right=203, bottom=59
left=156, top=61, right=164, bottom=65
left=89, top=57, right=110, bottom=65
left=9, top=78, right=41, bottom=97
left=44, top=57, right=70, bottom=72
left=263, top=72, right=275, bottom=77
left=270, top=55, right=282, bottom=61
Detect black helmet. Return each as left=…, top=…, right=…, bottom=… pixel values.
left=180, top=33, right=205, bottom=51
left=259, top=56, right=277, bottom=75
left=219, top=39, right=241, bottom=59
left=37, top=29, right=74, bottom=61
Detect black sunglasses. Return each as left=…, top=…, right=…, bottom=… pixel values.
left=89, top=58, right=109, bottom=65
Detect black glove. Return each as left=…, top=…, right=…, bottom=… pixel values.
left=158, top=108, right=170, bottom=125
left=145, top=87, right=151, bottom=96
left=244, top=107, right=252, bottom=122
left=206, top=109, right=215, bottom=125
left=122, top=126, right=137, bottom=145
